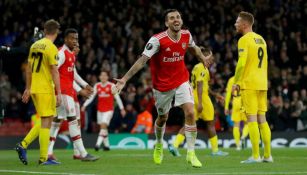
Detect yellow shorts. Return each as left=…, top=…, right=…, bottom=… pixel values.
left=31, top=93, right=56, bottom=117
left=231, top=96, right=247, bottom=122
left=194, top=95, right=214, bottom=121
left=241, top=89, right=267, bottom=115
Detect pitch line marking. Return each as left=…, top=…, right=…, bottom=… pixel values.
left=0, top=170, right=95, bottom=175
left=147, top=172, right=307, bottom=175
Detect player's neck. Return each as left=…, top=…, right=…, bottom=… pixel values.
left=243, top=28, right=253, bottom=35
left=45, top=35, right=56, bottom=42
left=167, top=29, right=181, bottom=41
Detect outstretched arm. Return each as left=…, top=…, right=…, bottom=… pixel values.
left=188, top=45, right=213, bottom=68
left=113, top=55, right=149, bottom=94
left=82, top=84, right=97, bottom=109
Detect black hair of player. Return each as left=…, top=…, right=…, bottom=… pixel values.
left=163, top=9, right=180, bottom=22
left=64, top=28, right=78, bottom=38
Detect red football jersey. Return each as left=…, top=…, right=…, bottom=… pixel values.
left=58, top=45, right=75, bottom=97
left=96, top=82, right=114, bottom=112
left=143, top=30, right=194, bottom=92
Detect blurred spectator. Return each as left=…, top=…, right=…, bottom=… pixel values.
left=5, top=93, right=22, bottom=118
left=131, top=99, right=153, bottom=134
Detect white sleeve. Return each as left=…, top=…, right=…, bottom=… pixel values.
left=74, top=67, right=88, bottom=87
left=188, top=31, right=196, bottom=48
left=142, top=37, right=160, bottom=58
left=73, top=81, right=82, bottom=93
left=82, top=84, right=97, bottom=107
left=57, top=51, right=65, bottom=68
left=114, top=94, right=124, bottom=110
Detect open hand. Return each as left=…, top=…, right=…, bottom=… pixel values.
left=112, top=78, right=126, bottom=95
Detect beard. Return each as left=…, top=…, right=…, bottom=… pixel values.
left=170, top=25, right=181, bottom=32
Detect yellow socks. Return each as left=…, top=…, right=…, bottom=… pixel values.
left=21, top=124, right=40, bottom=148
left=173, top=133, right=185, bottom=148
left=248, top=122, right=260, bottom=159
left=241, top=124, right=249, bottom=139
left=209, top=135, right=218, bottom=153
left=39, top=128, right=50, bottom=162
left=233, top=127, right=240, bottom=148
left=259, top=122, right=271, bottom=158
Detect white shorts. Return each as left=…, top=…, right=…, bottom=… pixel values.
left=97, top=111, right=114, bottom=125
left=57, top=94, right=76, bottom=119
left=153, top=81, right=194, bottom=115
left=75, top=102, right=80, bottom=120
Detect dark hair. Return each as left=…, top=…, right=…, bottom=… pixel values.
left=100, top=70, right=110, bottom=76
left=64, top=28, right=78, bottom=38
left=44, top=19, right=60, bottom=35
left=239, top=11, right=254, bottom=25
left=163, top=9, right=180, bottom=21
left=199, top=46, right=211, bottom=56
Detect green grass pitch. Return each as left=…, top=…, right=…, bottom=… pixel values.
left=0, top=148, right=306, bottom=175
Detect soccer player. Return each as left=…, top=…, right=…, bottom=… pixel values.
left=112, top=9, right=213, bottom=168
left=48, top=42, right=92, bottom=160
left=48, top=29, right=99, bottom=161
left=168, top=47, right=228, bottom=157
left=81, top=71, right=126, bottom=151
left=15, top=19, right=62, bottom=165
left=225, top=76, right=249, bottom=150
left=233, top=11, right=273, bottom=163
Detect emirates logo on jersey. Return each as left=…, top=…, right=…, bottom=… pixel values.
left=182, top=43, right=187, bottom=49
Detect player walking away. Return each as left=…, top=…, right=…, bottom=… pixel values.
left=233, top=11, right=273, bottom=163
left=225, top=76, right=249, bottom=150
left=112, top=9, right=213, bottom=168
left=168, top=47, right=228, bottom=157
left=48, top=43, right=92, bottom=160
left=81, top=71, right=126, bottom=151
left=15, top=19, right=62, bottom=165
left=47, top=29, right=99, bottom=162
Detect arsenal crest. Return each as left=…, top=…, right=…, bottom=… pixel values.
left=182, top=43, right=186, bottom=49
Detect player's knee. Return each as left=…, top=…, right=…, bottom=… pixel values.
left=246, top=114, right=257, bottom=122
left=184, top=108, right=194, bottom=120
left=53, top=117, right=62, bottom=123
left=157, top=115, right=168, bottom=124
left=257, top=114, right=267, bottom=123
left=234, top=122, right=240, bottom=127
left=67, top=116, right=77, bottom=121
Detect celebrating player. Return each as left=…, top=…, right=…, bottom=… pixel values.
left=233, top=11, right=273, bottom=163
left=112, top=9, right=213, bottom=168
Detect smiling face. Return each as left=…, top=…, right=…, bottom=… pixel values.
left=165, top=11, right=183, bottom=32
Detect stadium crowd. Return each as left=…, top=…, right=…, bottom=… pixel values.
left=0, top=0, right=306, bottom=133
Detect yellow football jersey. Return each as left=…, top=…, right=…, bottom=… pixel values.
left=28, top=38, right=58, bottom=93
left=234, top=32, right=268, bottom=90
left=191, top=63, right=210, bottom=101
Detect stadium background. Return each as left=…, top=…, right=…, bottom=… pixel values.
left=0, top=0, right=306, bottom=146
